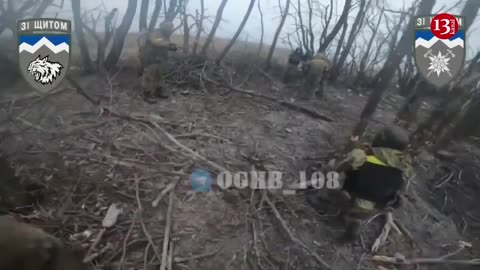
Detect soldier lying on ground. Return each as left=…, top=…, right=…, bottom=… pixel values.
left=0, top=215, right=87, bottom=270
left=137, top=22, right=178, bottom=102
left=283, top=47, right=304, bottom=84
left=308, top=126, right=414, bottom=242
left=299, top=53, right=331, bottom=99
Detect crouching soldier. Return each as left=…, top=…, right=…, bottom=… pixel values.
left=330, top=126, right=414, bottom=242
left=300, top=53, right=331, bottom=99
left=283, top=47, right=303, bottom=84
left=137, top=22, right=178, bottom=102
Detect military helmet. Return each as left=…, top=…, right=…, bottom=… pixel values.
left=372, top=125, right=409, bottom=151
left=159, top=21, right=174, bottom=38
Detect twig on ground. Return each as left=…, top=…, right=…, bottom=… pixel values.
left=66, top=76, right=100, bottom=105
left=152, top=176, right=181, bottom=207
left=118, top=211, right=138, bottom=270
left=148, top=121, right=228, bottom=172
left=256, top=66, right=276, bottom=84
left=168, top=241, right=175, bottom=270
left=173, top=246, right=223, bottom=263
left=371, top=255, right=480, bottom=265
left=82, top=243, right=113, bottom=263
left=175, top=132, right=231, bottom=143
left=371, top=212, right=394, bottom=253
left=357, top=253, right=366, bottom=270
left=83, top=228, right=106, bottom=263
left=394, top=219, right=415, bottom=248
left=160, top=191, right=175, bottom=270
left=135, top=175, right=163, bottom=263
left=263, top=191, right=332, bottom=269
left=434, top=171, right=456, bottom=189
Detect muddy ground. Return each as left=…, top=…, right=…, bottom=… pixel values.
left=0, top=57, right=479, bottom=270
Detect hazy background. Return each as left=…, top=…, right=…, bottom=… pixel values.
left=29, top=0, right=480, bottom=60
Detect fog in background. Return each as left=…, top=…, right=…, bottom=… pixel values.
left=32, top=0, right=480, bottom=59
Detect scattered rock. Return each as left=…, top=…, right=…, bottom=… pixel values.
left=102, top=203, right=122, bottom=228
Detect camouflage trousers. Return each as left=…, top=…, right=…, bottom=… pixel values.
left=283, top=63, right=300, bottom=84
left=141, top=62, right=171, bottom=101
left=342, top=197, right=378, bottom=241
left=303, top=70, right=327, bottom=99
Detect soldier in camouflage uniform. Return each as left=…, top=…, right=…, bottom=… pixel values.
left=138, top=21, right=178, bottom=102
left=341, top=126, right=414, bottom=242
left=300, top=52, right=331, bottom=99
left=283, top=48, right=304, bottom=84
left=314, top=126, right=414, bottom=242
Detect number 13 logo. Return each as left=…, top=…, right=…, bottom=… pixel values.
left=431, top=13, right=458, bottom=39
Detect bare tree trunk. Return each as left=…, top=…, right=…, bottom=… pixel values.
left=433, top=94, right=480, bottom=150
left=71, top=0, right=94, bottom=71
left=463, top=0, right=480, bottom=32
left=96, top=9, right=118, bottom=72
left=353, top=0, right=436, bottom=137
left=192, top=0, right=204, bottom=55
left=148, top=0, right=162, bottom=31
left=370, top=12, right=407, bottom=86
left=265, top=0, right=291, bottom=71
left=317, top=0, right=352, bottom=53
left=295, top=0, right=308, bottom=52
left=104, top=0, right=138, bottom=70
left=307, top=0, right=315, bottom=53
left=33, top=0, right=54, bottom=18
left=165, top=0, right=178, bottom=21
left=319, top=0, right=334, bottom=46
left=215, top=0, right=256, bottom=64
left=164, top=0, right=184, bottom=22
left=333, top=22, right=348, bottom=65
left=139, top=0, right=149, bottom=31
left=200, top=0, right=229, bottom=56
left=183, top=12, right=190, bottom=54
left=332, top=0, right=367, bottom=81
left=356, top=6, right=384, bottom=84
left=256, top=0, right=264, bottom=58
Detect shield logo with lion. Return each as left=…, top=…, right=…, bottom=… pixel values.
left=17, top=18, right=71, bottom=92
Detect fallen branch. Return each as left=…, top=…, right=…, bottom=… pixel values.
left=434, top=171, right=455, bottom=189
left=82, top=243, right=113, bottom=263
left=199, top=72, right=334, bottom=122
left=152, top=176, right=181, bottom=207
left=175, top=133, right=232, bottom=143
left=263, top=192, right=332, bottom=269
left=168, top=240, right=174, bottom=270
left=371, top=212, right=394, bottom=253
left=160, top=191, right=175, bottom=270
left=394, top=219, right=415, bottom=248
left=148, top=121, right=228, bottom=172
left=135, top=176, right=163, bottom=264
left=372, top=255, right=480, bottom=265
left=173, top=246, right=223, bottom=263
left=117, top=212, right=137, bottom=269
left=83, top=228, right=106, bottom=263
left=66, top=76, right=100, bottom=106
